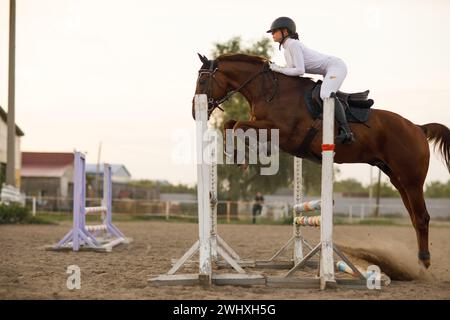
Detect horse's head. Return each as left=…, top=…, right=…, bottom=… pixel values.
left=192, top=53, right=230, bottom=120
left=192, top=53, right=274, bottom=120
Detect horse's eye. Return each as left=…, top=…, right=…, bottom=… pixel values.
left=199, top=79, right=206, bottom=85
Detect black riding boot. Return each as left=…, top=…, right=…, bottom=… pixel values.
left=332, top=95, right=355, bottom=144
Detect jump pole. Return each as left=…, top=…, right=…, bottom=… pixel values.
left=293, top=157, right=306, bottom=264
left=319, top=95, right=337, bottom=289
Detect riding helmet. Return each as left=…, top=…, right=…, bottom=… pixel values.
left=266, top=17, right=296, bottom=34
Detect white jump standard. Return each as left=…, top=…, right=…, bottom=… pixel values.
left=266, top=96, right=367, bottom=290
left=50, top=152, right=131, bottom=252
left=149, top=94, right=264, bottom=286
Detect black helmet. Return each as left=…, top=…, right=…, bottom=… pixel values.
left=266, top=17, right=296, bottom=34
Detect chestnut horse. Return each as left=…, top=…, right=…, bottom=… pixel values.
left=193, top=53, right=450, bottom=268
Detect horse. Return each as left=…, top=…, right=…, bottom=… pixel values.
left=192, top=52, right=450, bottom=269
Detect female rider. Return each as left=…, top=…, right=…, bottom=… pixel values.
left=267, top=16, right=355, bottom=144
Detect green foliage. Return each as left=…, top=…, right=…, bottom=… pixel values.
left=425, top=180, right=450, bottom=198
left=0, top=203, right=29, bottom=223
left=297, top=160, right=322, bottom=196
left=0, top=203, right=48, bottom=224
left=376, top=182, right=400, bottom=198
left=130, top=180, right=195, bottom=194
left=334, top=178, right=366, bottom=194
left=357, top=218, right=397, bottom=226
left=334, top=178, right=400, bottom=198
left=334, top=178, right=373, bottom=197
left=212, top=36, right=273, bottom=59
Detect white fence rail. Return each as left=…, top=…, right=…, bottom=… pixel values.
left=20, top=195, right=450, bottom=221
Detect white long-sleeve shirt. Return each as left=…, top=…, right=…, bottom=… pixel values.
left=277, top=38, right=336, bottom=77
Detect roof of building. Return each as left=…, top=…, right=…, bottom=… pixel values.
left=85, top=164, right=131, bottom=178
left=21, top=152, right=73, bottom=177
left=0, top=106, right=24, bottom=136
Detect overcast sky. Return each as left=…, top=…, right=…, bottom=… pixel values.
left=1, top=0, right=449, bottom=186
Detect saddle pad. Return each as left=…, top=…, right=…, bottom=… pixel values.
left=305, top=87, right=372, bottom=123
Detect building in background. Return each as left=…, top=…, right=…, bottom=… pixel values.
left=85, top=163, right=131, bottom=184
left=21, top=152, right=74, bottom=199
left=20, top=152, right=158, bottom=211
left=85, top=163, right=159, bottom=200
left=0, top=106, right=24, bottom=188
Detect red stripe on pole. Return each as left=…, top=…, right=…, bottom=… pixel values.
left=322, top=144, right=335, bottom=151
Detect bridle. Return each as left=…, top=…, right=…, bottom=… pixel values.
left=197, top=59, right=278, bottom=116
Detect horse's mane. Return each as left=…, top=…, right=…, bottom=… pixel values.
left=216, top=52, right=314, bottom=85
left=216, top=53, right=267, bottom=65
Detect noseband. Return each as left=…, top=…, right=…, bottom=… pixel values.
left=197, top=62, right=225, bottom=114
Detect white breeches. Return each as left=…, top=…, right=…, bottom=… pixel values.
left=320, top=58, right=348, bottom=100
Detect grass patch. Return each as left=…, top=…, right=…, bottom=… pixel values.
left=0, top=204, right=53, bottom=225
left=355, top=218, right=397, bottom=226
left=129, top=215, right=197, bottom=223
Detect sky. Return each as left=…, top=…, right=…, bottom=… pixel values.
left=1, top=0, right=449, bottom=186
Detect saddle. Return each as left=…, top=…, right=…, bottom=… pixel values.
left=305, top=80, right=374, bottom=123
left=295, top=81, right=375, bottom=162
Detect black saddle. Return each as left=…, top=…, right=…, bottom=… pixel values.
left=306, top=80, right=374, bottom=123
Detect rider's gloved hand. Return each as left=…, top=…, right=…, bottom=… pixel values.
left=269, top=62, right=283, bottom=73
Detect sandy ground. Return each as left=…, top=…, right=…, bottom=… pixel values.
left=1, top=221, right=450, bottom=299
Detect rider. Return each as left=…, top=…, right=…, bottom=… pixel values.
left=267, top=17, right=355, bottom=144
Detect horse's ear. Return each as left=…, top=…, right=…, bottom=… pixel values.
left=197, top=53, right=209, bottom=64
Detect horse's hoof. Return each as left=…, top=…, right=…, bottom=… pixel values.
left=418, top=251, right=431, bottom=268
left=419, top=259, right=431, bottom=269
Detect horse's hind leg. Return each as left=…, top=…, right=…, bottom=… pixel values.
left=403, top=184, right=431, bottom=268
left=385, top=170, right=431, bottom=268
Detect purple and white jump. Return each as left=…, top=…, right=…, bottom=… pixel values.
left=51, top=152, right=131, bottom=252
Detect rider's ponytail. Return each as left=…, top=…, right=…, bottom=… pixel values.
left=289, top=32, right=299, bottom=40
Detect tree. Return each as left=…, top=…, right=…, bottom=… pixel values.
left=132, top=180, right=195, bottom=194
left=377, top=182, right=400, bottom=198
left=334, top=178, right=367, bottom=195
left=208, top=37, right=321, bottom=201
left=425, top=180, right=450, bottom=198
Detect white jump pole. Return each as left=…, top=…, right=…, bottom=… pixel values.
left=293, top=157, right=304, bottom=264
left=195, top=94, right=213, bottom=285
left=320, top=97, right=336, bottom=289
left=210, top=134, right=218, bottom=261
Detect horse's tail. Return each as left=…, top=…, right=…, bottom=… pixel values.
left=419, top=123, right=450, bottom=173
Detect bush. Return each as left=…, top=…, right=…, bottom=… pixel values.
left=0, top=203, right=37, bottom=224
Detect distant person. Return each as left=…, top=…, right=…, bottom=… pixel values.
left=252, top=192, right=264, bottom=224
